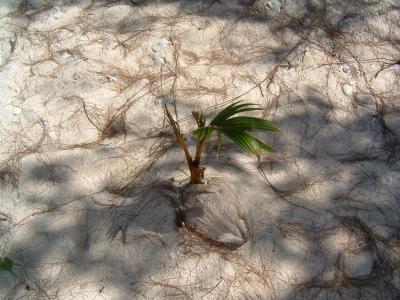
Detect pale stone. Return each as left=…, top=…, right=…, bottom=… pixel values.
left=50, top=6, right=62, bottom=19
left=340, top=64, right=350, bottom=73
left=267, top=0, right=282, bottom=13
left=342, top=83, right=354, bottom=96
left=13, top=107, right=21, bottom=115
left=106, top=75, right=117, bottom=82
left=280, top=67, right=296, bottom=76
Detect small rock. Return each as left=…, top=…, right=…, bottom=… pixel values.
left=340, top=64, right=350, bottom=73
left=61, top=52, right=72, bottom=60
left=151, top=37, right=170, bottom=53
left=106, top=75, right=117, bottom=82
left=154, top=98, right=164, bottom=107
left=342, top=83, right=354, bottom=96
left=13, top=107, right=21, bottom=115
left=267, top=0, right=282, bottom=13
left=50, top=6, right=62, bottom=19
left=280, top=67, right=296, bottom=76
left=150, top=38, right=172, bottom=65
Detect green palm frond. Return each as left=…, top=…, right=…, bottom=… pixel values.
left=196, top=126, right=213, bottom=141
left=217, top=116, right=279, bottom=132
left=210, top=101, right=261, bottom=126
left=221, top=128, right=275, bottom=154
left=194, top=101, right=279, bottom=157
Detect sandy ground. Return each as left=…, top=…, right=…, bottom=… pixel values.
left=0, top=0, right=399, bottom=299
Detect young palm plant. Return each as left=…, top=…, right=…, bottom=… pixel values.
left=164, top=101, right=279, bottom=184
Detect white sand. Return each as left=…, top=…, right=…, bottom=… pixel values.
left=1, top=0, right=399, bottom=299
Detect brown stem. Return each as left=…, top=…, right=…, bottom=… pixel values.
left=175, top=130, right=193, bottom=169
left=165, top=106, right=207, bottom=184
left=188, top=136, right=208, bottom=184
left=189, top=164, right=205, bottom=184
left=164, top=104, right=192, bottom=169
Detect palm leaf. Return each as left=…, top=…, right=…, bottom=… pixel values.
left=217, top=116, right=279, bottom=132
left=194, top=126, right=213, bottom=142
left=194, top=101, right=278, bottom=157
left=221, top=129, right=275, bottom=155
left=210, top=101, right=261, bottom=126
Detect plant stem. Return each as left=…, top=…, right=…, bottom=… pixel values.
left=164, top=104, right=192, bottom=168
left=164, top=105, right=206, bottom=184
left=189, top=165, right=204, bottom=184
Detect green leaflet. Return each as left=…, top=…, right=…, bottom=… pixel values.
left=0, top=257, right=13, bottom=271
left=210, top=101, right=261, bottom=126
left=216, top=116, right=279, bottom=132
left=193, top=101, right=278, bottom=157
left=194, top=127, right=213, bottom=142
left=222, top=129, right=275, bottom=156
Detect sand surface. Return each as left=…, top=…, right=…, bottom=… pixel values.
left=0, top=0, right=399, bottom=299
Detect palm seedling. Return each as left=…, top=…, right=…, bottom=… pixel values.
left=164, top=101, right=279, bottom=184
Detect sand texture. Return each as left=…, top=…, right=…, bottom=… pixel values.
left=0, top=0, right=399, bottom=299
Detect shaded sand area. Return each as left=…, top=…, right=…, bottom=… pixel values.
left=0, top=0, right=399, bottom=299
